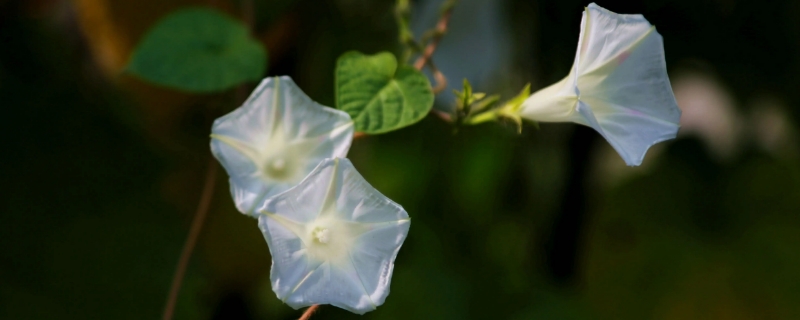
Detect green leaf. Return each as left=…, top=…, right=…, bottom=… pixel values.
left=127, top=8, right=267, bottom=92
left=335, top=51, right=434, bottom=134
left=461, top=78, right=473, bottom=108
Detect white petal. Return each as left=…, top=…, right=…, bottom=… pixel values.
left=519, top=76, right=580, bottom=123
left=211, top=78, right=281, bottom=146
left=348, top=220, right=410, bottom=307
left=256, top=158, right=410, bottom=314
left=520, top=3, right=681, bottom=166
left=258, top=213, right=320, bottom=300
left=210, top=76, right=354, bottom=215
left=280, top=260, right=377, bottom=314
left=258, top=170, right=329, bottom=224
left=576, top=3, right=654, bottom=74
left=332, top=159, right=410, bottom=223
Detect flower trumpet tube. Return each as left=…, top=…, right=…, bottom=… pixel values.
left=210, top=76, right=354, bottom=216
left=257, top=158, right=410, bottom=314
left=520, top=3, right=681, bottom=166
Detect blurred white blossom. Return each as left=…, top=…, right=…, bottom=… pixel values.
left=672, top=71, right=741, bottom=159
left=211, top=76, right=354, bottom=216
left=520, top=3, right=681, bottom=166
left=257, top=158, right=410, bottom=314
left=749, top=97, right=798, bottom=158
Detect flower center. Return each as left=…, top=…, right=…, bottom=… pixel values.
left=270, top=158, right=286, bottom=171
left=303, top=218, right=364, bottom=264
left=264, top=157, right=291, bottom=180
left=312, top=227, right=331, bottom=244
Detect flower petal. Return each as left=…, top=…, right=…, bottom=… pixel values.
left=520, top=3, right=680, bottom=166
left=280, top=260, right=377, bottom=314
left=335, top=164, right=410, bottom=224
left=210, top=76, right=354, bottom=215
left=576, top=3, right=681, bottom=165
left=348, top=220, right=410, bottom=307
left=256, top=158, right=410, bottom=314
left=258, top=212, right=320, bottom=300
left=257, top=162, right=334, bottom=224
left=576, top=3, right=655, bottom=75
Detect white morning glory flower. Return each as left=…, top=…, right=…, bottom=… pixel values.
left=256, top=158, right=410, bottom=314
left=519, top=3, right=681, bottom=166
left=210, top=76, right=354, bottom=216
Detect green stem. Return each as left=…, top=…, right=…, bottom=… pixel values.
left=395, top=0, right=422, bottom=63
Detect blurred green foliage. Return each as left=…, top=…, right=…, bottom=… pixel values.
left=0, top=10, right=206, bottom=319
left=2, top=0, right=800, bottom=319
left=127, top=7, right=267, bottom=92
left=584, top=140, right=800, bottom=319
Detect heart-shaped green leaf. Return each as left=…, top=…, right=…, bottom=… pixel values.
left=335, top=51, right=434, bottom=134
left=127, top=8, right=267, bottom=92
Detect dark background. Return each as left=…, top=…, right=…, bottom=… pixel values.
left=2, top=0, right=799, bottom=319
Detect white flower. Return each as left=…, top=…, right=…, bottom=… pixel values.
left=256, top=158, right=410, bottom=314
left=520, top=3, right=681, bottom=166
left=210, top=76, right=354, bottom=215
